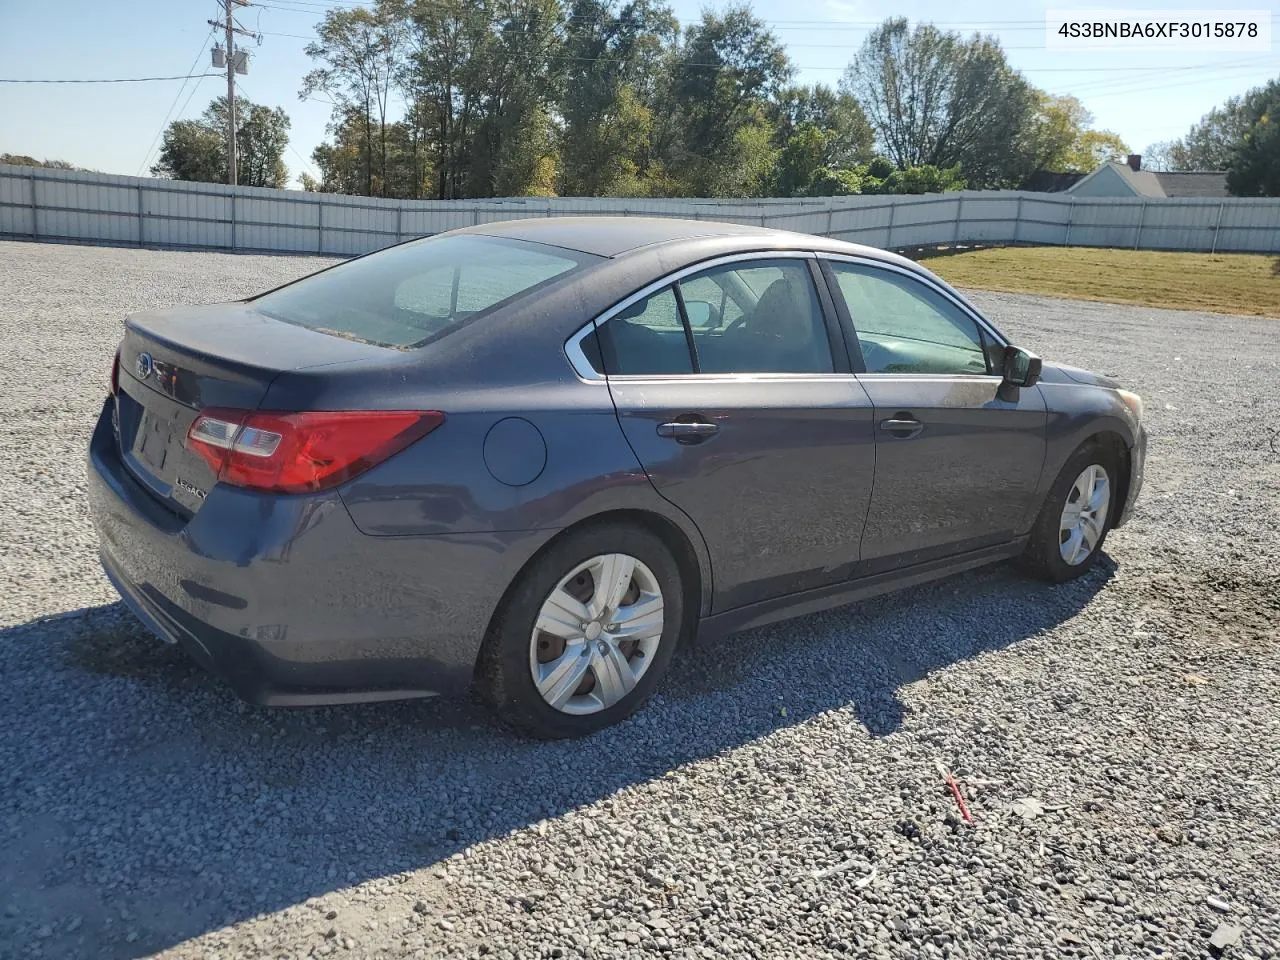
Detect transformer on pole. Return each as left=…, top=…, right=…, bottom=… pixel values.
left=207, top=0, right=255, bottom=187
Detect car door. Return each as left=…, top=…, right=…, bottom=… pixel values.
left=820, top=256, right=1047, bottom=573
left=573, top=253, right=877, bottom=613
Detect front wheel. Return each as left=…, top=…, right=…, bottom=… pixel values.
left=1018, top=443, right=1117, bottom=582
left=476, top=523, right=685, bottom=739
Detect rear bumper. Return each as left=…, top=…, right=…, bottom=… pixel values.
left=86, top=399, right=546, bottom=705
left=1115, top=424, right=1147, bottom=529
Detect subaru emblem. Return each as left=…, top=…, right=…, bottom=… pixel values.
left=135, top=352, right=153, bottom=379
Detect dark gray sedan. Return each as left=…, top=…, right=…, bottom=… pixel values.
left=87, top=217, right=1146, bottom=737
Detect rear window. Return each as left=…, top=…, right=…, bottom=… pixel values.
left=254, top=234, right=598, bottom=348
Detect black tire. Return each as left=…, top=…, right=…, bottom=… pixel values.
left=1017, top=441, right=1119, bottom=583
left=476, top=522, right=686, bottom=739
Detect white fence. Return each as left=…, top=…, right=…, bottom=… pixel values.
left=3, top=162, right=1279, bottom=256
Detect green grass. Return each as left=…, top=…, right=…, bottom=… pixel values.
left=920, top=246, right=1280, bottom=318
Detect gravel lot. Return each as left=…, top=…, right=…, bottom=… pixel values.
left=1, top=239, right=1278, bottom=960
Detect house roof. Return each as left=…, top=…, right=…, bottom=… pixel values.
left=1152, top=171, right=1229, bottom=198
left=1021, top=170, right=1086, bottom=193
left=1067, top=161, right=1228, bottom=198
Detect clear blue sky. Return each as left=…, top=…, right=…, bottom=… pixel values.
left=2, top=0, right=1278, bottom=187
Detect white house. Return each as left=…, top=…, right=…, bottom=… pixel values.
left=1067, top=155, right=1228, bottom=199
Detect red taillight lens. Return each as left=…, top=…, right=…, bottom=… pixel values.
left=110, top=348, right=121, bottom=397
left=186, top=409, right=444, bottom=494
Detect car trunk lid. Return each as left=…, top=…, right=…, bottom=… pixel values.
left=114, top=302, right=396, bottom=515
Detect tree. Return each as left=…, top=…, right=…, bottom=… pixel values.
left=770, top=85, right=875, bottom=196
left=1172, top=99, right=1256, bottom=170
left=773, top=124, right=833, bottom=196
left=308, top=105, right=426, bottom=197
left=841, top=18, right=1037, bottom=188
left=660, top=6, right=794, bottom=195
left=559, top=0, right=678, bottom=196
left=1064, top=130, right=1129, bottom=171
left=872, top=162, right=964, bottom=194
left=396, top=0, right=495, bottom=199
left=150, top=120, right=223, bottom=184
left=1151, top=80, right=1280, bottom=172
left=303, top=5, right=404, bottom=196
left=1226, top=79, right=1280, bottom=196
left=1141, top=140, right=1176, bottom=172
left=151, top=96, right=290, bottom=187
left=233, top=100, right=293, bottom=187
left=0, top=154, right=77, bottom=169
left=468, top=0, right=566, bottom=197
left=1024, top=93, right=1086, bottom=172
left=773, top=85, right=874, bottom=164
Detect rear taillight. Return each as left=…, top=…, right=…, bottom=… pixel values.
left=186, top=409, right=444, bottom=494
left=110, top=348, right=120, bottom=397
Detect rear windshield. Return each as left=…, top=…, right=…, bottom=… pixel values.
left=254, top=234, right=599, bottom=348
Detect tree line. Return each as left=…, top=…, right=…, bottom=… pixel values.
left=290, top=6, right=1129, bottom=199
left=1144, top=78, right=1280, bottom=197
left=144, top=6, right=1145, bottom=198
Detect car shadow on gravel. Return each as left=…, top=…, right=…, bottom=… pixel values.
left=3, top=558, right=1114, bottom=958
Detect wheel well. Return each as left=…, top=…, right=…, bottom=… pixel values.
left=476, top=510, right=706, bottom=676
left=1085, top=430, right=1132, bottom=520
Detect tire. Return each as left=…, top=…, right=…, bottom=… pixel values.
left=1017, top=441, right=1119, bottom=583
left=476, top=522, right=686, bottom=739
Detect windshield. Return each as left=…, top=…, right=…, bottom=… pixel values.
left=254, top=234, right=599, bottom=348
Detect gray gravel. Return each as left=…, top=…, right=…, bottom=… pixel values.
left=1, top=239, right=1279, bottom=960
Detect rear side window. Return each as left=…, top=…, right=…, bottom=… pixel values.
left=592, top=287, right=694, bottom=375
left=255, top=235, right=597, bottom=348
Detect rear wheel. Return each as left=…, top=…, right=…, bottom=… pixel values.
left=1018, top=442, right=1117, bottom=582
left=477, top=523, right=685, bottom=738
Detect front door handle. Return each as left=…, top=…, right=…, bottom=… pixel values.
left=657, top=420, right=719, bottom=443
left=879, top=417, right=924, bottom=439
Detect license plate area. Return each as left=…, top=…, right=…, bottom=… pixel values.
left=133, top=406, right=175, bottom=475
left=116, top=378, right=197, bottom=504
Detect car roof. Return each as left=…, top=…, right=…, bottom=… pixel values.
left=452, top=215, right=918, bottom=269
left=420, top=215, right=1000, bottom=387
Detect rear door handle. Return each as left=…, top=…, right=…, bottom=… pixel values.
left=879, top=417, right=924, bottom=439
left=657, top=420, right=719, bottom=443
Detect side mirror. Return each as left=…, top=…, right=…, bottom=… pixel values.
left=682, top=300, right=715, bottom=328
left=1002, top=346, right=1042, bottom=388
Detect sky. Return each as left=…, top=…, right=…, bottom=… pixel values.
left=2, top=0, right=1278, bottom=188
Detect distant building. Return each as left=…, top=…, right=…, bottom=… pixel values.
left=1066, top=154, right=1228, bottom=199
left=1020, top=170, right=1086, bottom=193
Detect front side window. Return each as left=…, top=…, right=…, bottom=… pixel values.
left=830, top=263, right=989, bottom=376
left=256, top=234, right=595, bottom=348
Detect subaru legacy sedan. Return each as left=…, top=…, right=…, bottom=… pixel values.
left=88, top=217, right=1145, bottom=738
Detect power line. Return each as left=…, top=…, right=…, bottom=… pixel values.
left=1080, top=66, right=1280, bottom=101
left=1049, top=56, right=1277, bottom=95
left=246, top=1, right=1279, bottom=26
left=252, top=29, right=1280, bottom=79
left=0, top=74, right=222, bottom=84
left=247, top=2, right=1280, bottom=30
left=235, top=78, right=321, bottom=180
left=137, top=22, right=222, bottom=175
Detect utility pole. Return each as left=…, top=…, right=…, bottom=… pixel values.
left=224, top=0, right=236, bottom=186
left=209, top=1, right=256, bottom=187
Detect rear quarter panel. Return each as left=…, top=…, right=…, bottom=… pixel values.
left=330, top=380, right=717, bottom=616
